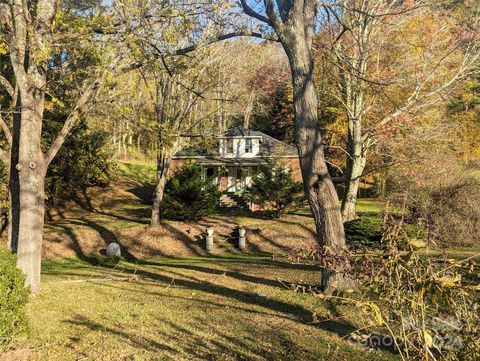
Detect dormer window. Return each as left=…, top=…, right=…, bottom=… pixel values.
left=245, top=139, right=253, bottom=153
left=227, top=139, right=234, bottom=154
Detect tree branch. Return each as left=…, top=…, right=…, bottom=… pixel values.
left=45, top=79, right=102, bottom=166
left=173, top=30, right=278, bottom=56
left=0, top=113, right=12, bottom=146
left=0, top=74, right=14, bottom=97
left=264, top=0, right=284, bottom=31
left=239, top=0, right=271, bottom=25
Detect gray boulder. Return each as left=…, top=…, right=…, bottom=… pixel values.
left=106, top=242, right=122, bottom=258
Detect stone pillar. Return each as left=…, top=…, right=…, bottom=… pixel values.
left=205, top=227, right=214, bottom=252
left=238, top=227, right=246, bottom=251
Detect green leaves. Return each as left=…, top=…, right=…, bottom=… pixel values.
left=0, top=248, right=30, bottom=351
left=163, top=162, right=221, bottom=221
left=246, top=160, right=304, bottom=218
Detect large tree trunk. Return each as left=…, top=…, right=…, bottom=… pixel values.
left=150, top=150, right=171, bottom=227
left=12, top=91, right=47, bottom=293
left=282, top=35, right=346, bottom=249
left=260, top=0, right=350, bottom=292
left=16, top=164, right=46, bottom=294
left=341, top=120, right=367, bottom=222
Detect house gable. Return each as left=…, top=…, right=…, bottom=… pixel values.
left=173, top=126, right=297, bottom=160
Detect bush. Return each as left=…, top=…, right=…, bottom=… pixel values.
left=287, top=230, right=479, bottom=360
left=345, top=215, right=425, bottom=249
left=352, top=244, right=480, bottom=360
left=46, top=121, right=117, bottom=208
left=406, top=176, right=480, bottom=247
left=163, top=163, right=221, bottom=221
left=246, top=160, right=304, bottom=218
left=345, top=216, right=384, bottom=248
left=385, top=149, right=480, bottom=247
left=0, top=248, right=29, bottom=349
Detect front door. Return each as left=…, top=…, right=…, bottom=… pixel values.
left=227, top=167, right=237, bottom=192
left=227, top=167, right=246, bottom=192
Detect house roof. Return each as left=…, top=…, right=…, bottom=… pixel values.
left=222, top=127, right=264, bottom=138
left=196, top=157, right=270, bottom=166
left=173, top=127, right=297, bottom=158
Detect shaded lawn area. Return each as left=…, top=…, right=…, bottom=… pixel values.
left=16, top=256, right=398, bottom=361
left=290, top=198, right=383, bottom=218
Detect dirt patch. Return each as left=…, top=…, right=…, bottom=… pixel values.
left=0, top=173, right=317, bottom=260
left=0, top=349, right=31, bottom=361
left=42, top=213, right=317, bottom=260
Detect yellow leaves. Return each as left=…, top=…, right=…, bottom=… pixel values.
left=210, top=1, right=232, bottom=11
left=0, top=42, right=7, bottom=55
left=358, top=301, right=385, bottom=326
left=46, top=97, right=65, bottom=110
left=54, top=10, right=65, bottom=26
left=51, top=97, right=65, bottom=108
left=434, top=274, right=462, bottom=288
left=408, top=238, right=427, bottom=249
left=161, top=27, right=178, bottom=46
left=423, top=329, right=433, bottom=348
left=466, top=283, right=480, bottom=291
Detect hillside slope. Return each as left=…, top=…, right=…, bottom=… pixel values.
left=42, top=161, right=319, bottom=260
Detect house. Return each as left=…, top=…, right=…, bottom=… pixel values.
left=171, top=127, right=302, bottom=200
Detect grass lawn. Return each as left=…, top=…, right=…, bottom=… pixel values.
left=7, top=256, right=398, bottom=361
left=3, top=160, right=476, bottom=360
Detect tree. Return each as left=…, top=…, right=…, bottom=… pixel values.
left=0, top=0, right=105, bottom=292
left=163, top=162, right=221, bottom=221
left=248, top=61, right=296, bottom=143
left=239, top=0, right=347, bottom=252
left=246, top=160, right=304, bottom=218
left=320, top=0, right=480, bottom=221
left=45, top=120, right=117, bottom=209
left=149, top=66, right=212, bottom=227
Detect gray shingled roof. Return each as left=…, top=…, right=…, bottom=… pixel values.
left=223, top=127, right=265, bottom=137
left=174, top=127, right=297, bottom=158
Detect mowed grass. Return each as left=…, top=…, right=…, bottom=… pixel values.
left=13, top=256, right=399, bottom=361
left=6, top=160, right=472, bottom=360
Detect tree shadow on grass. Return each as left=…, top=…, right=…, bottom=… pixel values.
left=158, top=316, right=316, bottom=360
left=46, top=216, right=137, bottom=263
left=64, top=314, right=175, bottom=352
left=57, top=265, right=359, bottom=361
left=63, top=312, right=317, bottom=360
left=109, top=263, right=357, bottom=338
left=160, top=263, right=288, bottom=288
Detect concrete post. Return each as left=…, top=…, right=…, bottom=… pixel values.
left=206, top=227, right=214, bottom=252
left=238, top=227, right=246, bottom=251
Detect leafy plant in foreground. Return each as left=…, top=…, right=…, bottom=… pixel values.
left=0, top=247, right=30, bottom=350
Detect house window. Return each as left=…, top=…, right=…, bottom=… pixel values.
left=227, top=139, right=234, bottom=154
left=245, top=139, right=253, bottom=153
left=206, top=167, right=215, bottom=178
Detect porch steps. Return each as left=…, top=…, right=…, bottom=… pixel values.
left=220, top=193, right=250, bottom=210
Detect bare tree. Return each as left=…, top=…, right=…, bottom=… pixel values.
left=239, top=0, right=346, bottom=250
left=150, top=68, right=208, bottom=227
left=322, top=0, right=480, bottom=221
